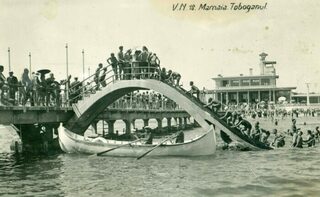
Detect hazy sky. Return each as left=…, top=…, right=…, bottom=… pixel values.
left=0, top=0, right=319, bottom=93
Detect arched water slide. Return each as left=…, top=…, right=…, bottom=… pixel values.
left=65, top=78, right=271, bottom=151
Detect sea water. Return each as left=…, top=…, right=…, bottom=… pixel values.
left=1, top=118, right=320, bottom=197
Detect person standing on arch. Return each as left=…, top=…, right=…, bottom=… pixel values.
left=139, top=46, right=149, bottom=78
left=94, top=63, right=103, bottom=90
left=107, top=53, right=119, bottom=80
left=148, top=53, right=160, bottom=78
left=123, top=49, right=132, bottom=80
left=117, top=46, right=125, bottom=80
left=99, top=67, right=108, bottom=87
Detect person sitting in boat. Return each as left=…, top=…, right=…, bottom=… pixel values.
left=232, top=116, right=252, bottom=137
left=145, top=131, right=154, bottom=144
left=204, top=98, right=221, bottom=113
left=305, top=130, right=315, bottom=147
left=175, top=131, right=184, bottom=143
left=272, top=129, right=285, bottom=148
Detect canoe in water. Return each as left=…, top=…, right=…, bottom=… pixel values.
left=58, top=127, right=216, bottom=157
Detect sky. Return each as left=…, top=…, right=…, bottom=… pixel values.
left=0, top=0, right=319, bottom=93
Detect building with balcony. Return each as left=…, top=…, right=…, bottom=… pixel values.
left=291, top=93, right=320, bottom=105
left=210, top=53, right=296, bottom=105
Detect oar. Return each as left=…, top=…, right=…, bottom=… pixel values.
left=96, top=138, right=142, bottom=156
left=136, top=131, right=181, bottom=160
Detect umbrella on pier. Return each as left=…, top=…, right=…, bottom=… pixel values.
left=37, top=69, right=51, bottom=75
left=278, top=96, right=286, bottom=102
left=37, top=69, right=51, bottom=79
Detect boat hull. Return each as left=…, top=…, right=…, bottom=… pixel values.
left=58, top=127, right=216, bottom=157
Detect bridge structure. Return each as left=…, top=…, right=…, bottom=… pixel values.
left=0, top=106, right=189, bottom=128
left=0, top=105, right=190, bottom=154
left=1, top=62, right=272, bottom=154
left=63, top=64, right=272, bottom=154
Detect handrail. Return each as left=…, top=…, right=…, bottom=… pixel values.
left=66, top=63, right=162, bottom=103
left=69, top=64, right=112, bottom=90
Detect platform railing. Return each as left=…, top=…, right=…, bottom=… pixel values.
left=66, top=61, right=162, bottom=104
left=0, top=81, right=66, bottom=107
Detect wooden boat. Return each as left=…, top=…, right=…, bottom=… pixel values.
left=58, top=127, right=216, bottom=157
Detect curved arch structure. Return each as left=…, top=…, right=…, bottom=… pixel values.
left=65, top=79, right=264, bottom=150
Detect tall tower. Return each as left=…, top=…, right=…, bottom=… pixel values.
left=259, top=52, right=268, bottom=75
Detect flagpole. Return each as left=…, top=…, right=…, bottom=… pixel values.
left=66, top=43, right=69, bottom=79
left=29, top=52, right=32, bottom=77
left=82, top=49, right=85, bottom=80
left=306, top=83, right=310, bottom=106
left=82, top=49, right=85, bottom=95
left=65, top=43, right=69, bottom=103
left=8, top=47, right=11, bottom=72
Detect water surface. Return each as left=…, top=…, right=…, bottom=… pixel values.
left=1, top=118, right=320, bottom=197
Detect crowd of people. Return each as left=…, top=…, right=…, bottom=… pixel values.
left=83, top=45, right=200, bottom=109
left=1, top=66, right=61, bottom=106
left=92, top=46, right=161, bottom=85
left=0, top=46, right=160, bottom=106
left=0, top=45, right=194, bottom=108
left=109, top=90, right=180, bottom=110
left=286, top=119, right=319, bottom=148
left=0, top=64, right=89, bottom=106
left=218, top=102, right=319, bottom=119
left=209, top=102, right=320, bottom=149
left=91, top=46, right=185, bottom=90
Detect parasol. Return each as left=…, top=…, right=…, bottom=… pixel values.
left=37, top=69, right=51, bottom=75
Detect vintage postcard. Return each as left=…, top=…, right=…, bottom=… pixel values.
left=0, top=0, right=319, bottom=196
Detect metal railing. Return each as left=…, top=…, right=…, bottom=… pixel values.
left=0, top=81, right=65, bottom=107
left=66, top=61, right=164, bottom=104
